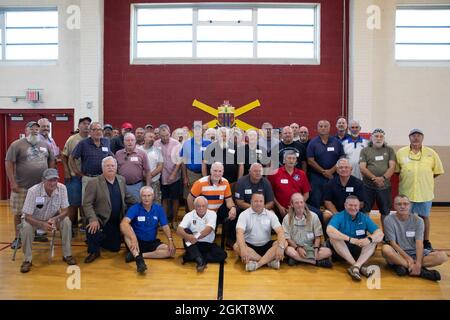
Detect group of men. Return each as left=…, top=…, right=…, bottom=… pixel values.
left=5, top=116, right=447, bottom=281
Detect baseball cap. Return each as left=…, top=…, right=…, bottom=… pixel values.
left=103, top=124, right=113, bottom=130
left=144, top=124, right=153, bottom=129
left=26, top=121, right=39, bottom=128
left=78, top=117, right=92, bottom=124
left=372, top=128, right=385, bottom=135
left=121, top=122, right=133, bottom=130
left=409, top=128, right=424, bottom=136
left=42, top=168, right=59, bottom=180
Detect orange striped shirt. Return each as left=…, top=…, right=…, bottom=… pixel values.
left=190, top=176, right=232, bottom=211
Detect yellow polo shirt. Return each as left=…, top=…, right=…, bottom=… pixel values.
left=395, top=146, right=444, bottom=202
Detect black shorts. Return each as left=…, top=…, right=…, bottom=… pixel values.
left=161, top=179, right=182, bottom=200
left=325, top=239, right=362, bottom=261
left=246, top=240, right=274, bottom=257
left=138, top=239, right=162, bottom=253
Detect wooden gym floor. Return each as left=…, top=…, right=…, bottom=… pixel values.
left=0, top=201, right=449, bottom=300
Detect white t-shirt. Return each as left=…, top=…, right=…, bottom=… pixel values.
left=138, top=145, right=163, bottom=182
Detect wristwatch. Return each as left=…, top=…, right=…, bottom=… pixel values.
left=367, top=236, right=373, bottom=243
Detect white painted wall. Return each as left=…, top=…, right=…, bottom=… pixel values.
left=350, top=0, right=450, bottom=146
left=0, top=0, right=103, bottom=129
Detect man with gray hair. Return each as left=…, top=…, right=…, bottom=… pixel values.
left=177, top=196, right=227, bottom=272
left=359, top=128, right=396, bottom=231
left=83, top=156, right=137, bottom=263
left=18, top=168, right=76, bottom=273
left=341, top=120, right=368, bottom=179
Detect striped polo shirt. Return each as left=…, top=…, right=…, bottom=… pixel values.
left=190, top=176, right=232, bottom=211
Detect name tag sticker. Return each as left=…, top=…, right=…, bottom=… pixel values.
left=346, top=187, right=354, bottom=192
left=256, top=149, right=262, bottom=154
left=35, top=196, right=45, bottom=204
left=39, top=147, right=47, bottom=152
left=245, top=189, right=252, bottom=195
left=137, top=216, right=145, bottom=222
left=296, top=153, right=300, bottom=157
left=235, top=192, right=240, bottom=198
left=228, top=149, right=236, bottom=154
left=406, top=231, right=415, bottom=238
left=280, top=179, right=289, bottom=184
left=327, top=147, right=335, bottom=152
left=201, top=147, right=207, bottom=151
left=219, top=195, right=224, bottom=200
left=153, top=216, right=158, bottom=220
left=375, top=155, right=384, bottom=161
left=356, top=229, right=365, bottom=236
left=307, top=232, right=315, bottom=240
left=102, top=147, right=109, bottom=152
left=130, top=157, right=139, bottom=162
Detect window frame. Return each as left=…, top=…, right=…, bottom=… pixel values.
left=0, top=6, right=59, bottom=63
left=130, top=2, right=321, bottom=65
left=395, top=4, right=450, bottom=66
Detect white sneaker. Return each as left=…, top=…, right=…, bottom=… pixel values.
left=245, top=261, right=258, bottom=272
left=267, top=259, right=280, bottom=270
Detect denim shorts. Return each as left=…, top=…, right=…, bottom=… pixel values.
left=410, top=201, right=432, bottom=217
left=65, top=176, right=82, bottom=206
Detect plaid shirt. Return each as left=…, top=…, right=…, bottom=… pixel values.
left=22, top=182, right=69, bottom=221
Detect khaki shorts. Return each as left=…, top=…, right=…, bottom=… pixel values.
left=10, top=188, right=28, bottom=215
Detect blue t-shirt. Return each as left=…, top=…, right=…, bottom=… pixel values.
left=306, top=136, right=344, bottom=174
left=180, top=138, right=211, bottom=173
left=328, top=210, right=379, bottom=238
left=126, top=203, right=168, bottom=241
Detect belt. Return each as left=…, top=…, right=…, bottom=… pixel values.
left=127, top=180, right=142, bottom=186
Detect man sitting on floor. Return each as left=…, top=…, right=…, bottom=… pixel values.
left=177, top=196, right=227, bottom=272
left=233, top=193, right=287, bottom=272
left=382, top=194, right=447, bottom=281
left=326, top=195, right=384, bottom=281
left=120, top=186, right=176, bottom=273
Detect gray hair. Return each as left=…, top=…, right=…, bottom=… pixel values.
left=89, top=121, right=102, bottom=130
left=194, top=196, right=208, bottom=206
left=336, top=158, right=350, bottom=167
left=349, top=119, right=361, bottom=128
left=101, top=156, right=117, bottom=168
left=123, top=132, right=136, bottom=140
left=283, top=150, right=297, bottom=162
left=211, top=162, right=224, bottom=171
left=140, top=186, right=154, bottom=196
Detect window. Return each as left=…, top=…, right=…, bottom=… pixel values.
left=395, top=6, right=450, bottom=61
left=0, top=8, right=58, bottom=61
left=132, top=3, right=320, bottom=64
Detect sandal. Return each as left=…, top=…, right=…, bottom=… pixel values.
left=360, top=265, right=375, bottom=278
left=347, top=265, right=362, bottom=281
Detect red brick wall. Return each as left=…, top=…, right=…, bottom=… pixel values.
left=104, top=0, right=349, bottom=131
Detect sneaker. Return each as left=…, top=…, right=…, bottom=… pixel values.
left=390, top=264, right=408, bottom=276
left=20, top=261, right=32, bottom=273
left=423, top=240, right=433, bottom=251
left=11, top=238, right=21, bottom=250
left=267, top=259, right=280, bottom=270
left=420, top=267, right=441, bottom=281
left=245, top=261, right=258, bottom=272
left=135, top=255, right=147, bottom=274
left=287, top=257, right=297, bottom=266
left=125, top=251, right=135, bottom=263
left=316, top=258, right=333, bottom=268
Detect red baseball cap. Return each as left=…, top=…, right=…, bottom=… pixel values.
left=121, top=122, right=133, bottom=130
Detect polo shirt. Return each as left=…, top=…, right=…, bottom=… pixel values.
left=278, top=140, right=307, bottom=170
left=179, top=209, right=217, bottom=243
left=335, top=133, right=351, bottom=141
left=268, top=166, right=311, bottom=208
left=236, top=208, right=281, bottom=246
left=359, top=145, right=396, bottom=189
left=71, top=137, right=112, bottom=176
left=342, top=136, right=368, bottom=179
left=235, top=175, right=274, bottom=205
left=395, top=146, right=444, bottom=202
left=126, top=203, right=168, bottom=242
left=190, top=176, right=232, bottom=211
left=180, top=138, right=211, bottom=173
left=328, top=210, right=379, bottom=239
left=323, top=175, right=367, bottom=212
left=115, top=148, right=150, bottom=185
left=306, top=136, right=345, bottom=174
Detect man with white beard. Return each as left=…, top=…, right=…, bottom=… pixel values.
left=359, top=129, right=396, bottom=232
left=5, top=121, right=55, bottom=249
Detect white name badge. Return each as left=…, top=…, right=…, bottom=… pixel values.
left=346, top=187, right=354, bottom=192
left=306, top=232, right=315, bottom=240
left=406, top=231, right=415, bottom=238
left=356, top=229, right=365, bottom=236
left=280, top=179, right=289, bottom=184
left=35, top=196, right=45, bottom=204
left=261, top=219, right=270, bottom=225
left=375, top=155, right=384, bottom=161
left=102, top=147, right=109, bottom=152
left=201, top=147, right=207, bottom=151
left=256, top=149, right=262, bottom=154
left=245, top=189, right=252, bottom=195
left=296, top=153, right=300, bottom=158
left=39, top=147, right=47, bottom=152
left=153, top=216, right=158, bottom=220
left=327, top=147, right=335, bottom=152
left=137, top=216, right=145, bottom=222
left=130, top=157, right=139, bottom=162
left=228, top=149, right=236, bottom=154
left=235, top=192, right=240, bottom=198
left=219, top=195, right=224, bottom=200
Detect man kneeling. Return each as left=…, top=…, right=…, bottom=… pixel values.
left=382, top=195, right=447, bottom=281
left=233, top=193, right=287, bottom=272
left=177, top=196, right=227, bottom=272
left=120, top=186, right=176, bottom=273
